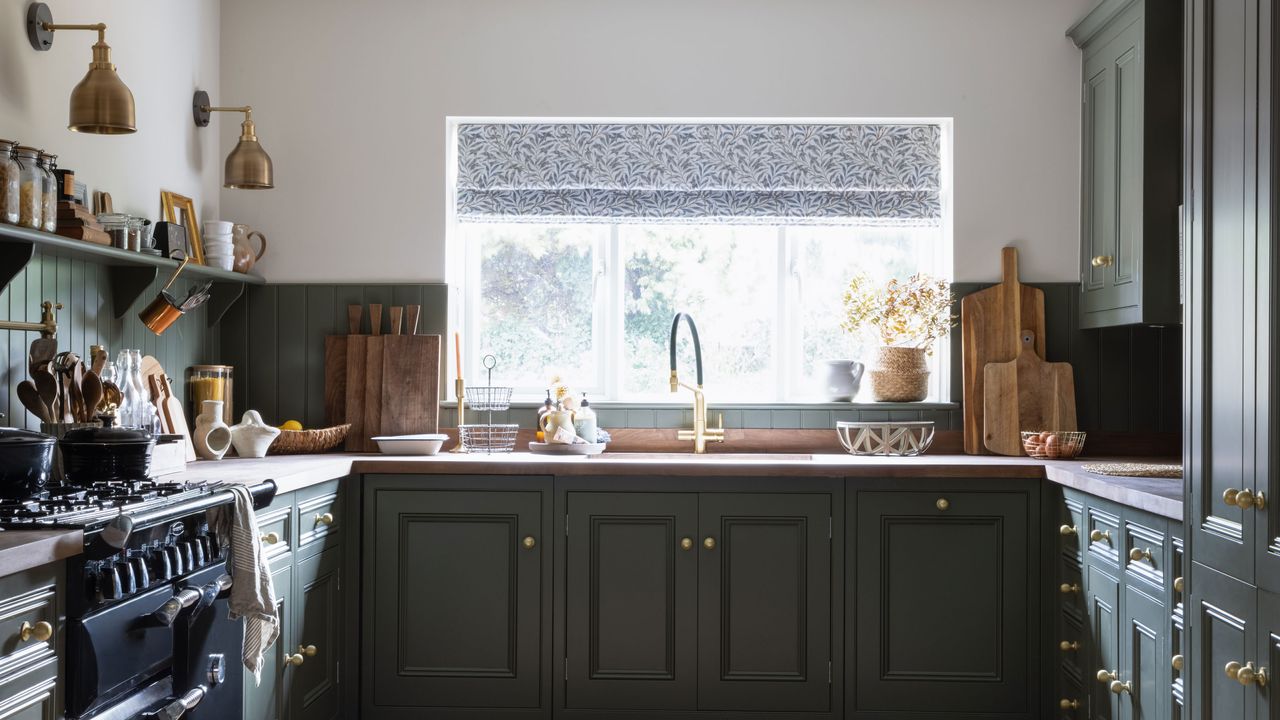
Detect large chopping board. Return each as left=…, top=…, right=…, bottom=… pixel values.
left=324, top=305, right=362, bottom=426
left=983, top=330, right=1077, bottom=455
left=379, top=334, right=442, bottom=440
left=961, top=247, right=1045, bottom=454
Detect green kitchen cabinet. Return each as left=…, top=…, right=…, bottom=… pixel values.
left=1188, top=564, right=1256, bottom=720
left=1068, top=0, right=1182, bottom=328
left=245, top=563, right=293, bottom=720
left=0, top=562, right=62, bottom=720
left=289, top=546, right=342, bottom=720
left=362, top=475, right=551, bottom=719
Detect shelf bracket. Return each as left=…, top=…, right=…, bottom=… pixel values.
left=206, top=281, right=247, bottom=327
left=0, top=240, right=36, bottom=290
left=109, top=265, right=160, bottom=318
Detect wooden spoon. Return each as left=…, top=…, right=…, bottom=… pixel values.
left=81, top=370, right=104, bottom=418
left=16, top=381, right=50, bottom=423
left=28, top=337, right=56, bottom=377
left=32, top=368, right=58, bottom=421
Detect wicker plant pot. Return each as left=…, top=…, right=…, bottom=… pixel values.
left=869, top=346, right=930, bottom=402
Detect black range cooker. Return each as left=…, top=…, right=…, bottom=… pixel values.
left=0, top=478, right=276, bottom=719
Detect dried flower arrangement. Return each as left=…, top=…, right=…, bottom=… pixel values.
left=840, top=273, right=957, bottom=353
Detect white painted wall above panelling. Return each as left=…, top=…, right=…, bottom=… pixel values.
left=220, top=0, right=1095, bottom=284
left=0, top=0, right=222, bottom=225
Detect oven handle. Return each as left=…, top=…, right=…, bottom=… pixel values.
left=151, top=574, right=233, bottom=626
left=151, top=686, right=206, bottom=720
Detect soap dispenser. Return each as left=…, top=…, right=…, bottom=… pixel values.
left=574, top=393, right=598, bottom=444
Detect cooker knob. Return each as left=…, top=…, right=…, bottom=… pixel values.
left=83, top=561, right=103, bottom=602
left=153, top=542, right=173, bottom=580
left=179, top=541, right=195, bottom=571
left=165, top=543, right=185, bottom=576
left=196, top=534, right=217, bottom=562
left=187, top=539, right=206, bottom=568
left=127, top=550, right=151, bottom=589
left=114, top=556, right=136, bottom=596
left=101, top=562, right=123, bottom=600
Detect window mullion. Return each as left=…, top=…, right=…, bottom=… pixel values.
left=605, top=225, right=622, bottom=401
left=776, top=226, right=790, bottom=403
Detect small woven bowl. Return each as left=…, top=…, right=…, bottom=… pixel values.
left=268, top=424, right=351, bottom=455
left=1021, top=430, right=1087, bottom=459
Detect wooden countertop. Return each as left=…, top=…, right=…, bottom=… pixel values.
left=0, top=527, right=82, bottom=578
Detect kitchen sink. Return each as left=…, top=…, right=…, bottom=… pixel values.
left=590, top=452, right=814, bottom=461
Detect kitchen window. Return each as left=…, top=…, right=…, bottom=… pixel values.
left=448, top=120, right=952, bottom=403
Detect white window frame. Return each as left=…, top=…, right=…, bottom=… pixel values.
left=445, top=117, right=955, bottom=405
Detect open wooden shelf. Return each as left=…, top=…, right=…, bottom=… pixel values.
left=0, top=223, right=264, bottom=326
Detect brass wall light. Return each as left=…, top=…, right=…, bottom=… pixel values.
left=26, top=3, right=136, bottom=134
left=192, top=90, right=275, bottom=190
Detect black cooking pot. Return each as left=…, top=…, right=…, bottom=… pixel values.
left=59, top=427, right=155, bottom=484
left=0, top=428, right=56, bottom=499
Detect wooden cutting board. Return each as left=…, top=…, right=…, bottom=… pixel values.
left=361, top=305, right=385, bottom=453
left=325, top=305, right=362, bottom=426
left=961, top=247, right=1046, bottom=454
left=379, top=335, right=442, bottom=440
left=983, top=330, right=1077, bottom=455
left=160, top=373, right=198, bottom=462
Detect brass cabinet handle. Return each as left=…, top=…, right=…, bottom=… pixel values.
left=314, top=512, right=334, bottom=526
left=1092, top=255, right=1115, bottom=267
left=1059, top=640, right=1081, bottom=652
left=1059, top=698, right=1080, bottom=710
left=1129, top=547, right=1154, bottom=563
left=299, top=644, right=317, bottom=657
left=1174, top=576, right=1185, bottom=593
left=1224, top=488, right=1267, bottom=510
left=703, top=537, right=716, bottom=550
left=680, top=537, right=694, bottom=551
left=935, top=498, right=950, bottom=511
left=522, top=536, right=536, bottom=550
left=1089, top=528, right=1111, bottom=543
left=18, top=621, right=52, bottom=643
left=1059, top=524, right=1078, bottom=537
left=1060, top=583, right=1081, bottom=595
left=1110, top=679, right=1134, bottom=695
left=1097, top=669, right=1118, bottom=684
left=260, top=532, right=280, bottom=545
left=1226, top=661, right=1270, bottom=687
left=286, top=653, right=305, bottom=667
left=1172, top=654, right=1184, bottom=671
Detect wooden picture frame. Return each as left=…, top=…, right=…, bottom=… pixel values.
left=160, top=191, right=204, bottom=264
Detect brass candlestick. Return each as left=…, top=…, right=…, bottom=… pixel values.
left=450, top=378, right=467, bottom=453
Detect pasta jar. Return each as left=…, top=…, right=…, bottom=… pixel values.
left=187, top=365, right=234, bottom=426
left=13, top=146, right=42, bottom=230
left=0, top=140, right=18, bottom=225
left=37, top=152, right=57, bottom=233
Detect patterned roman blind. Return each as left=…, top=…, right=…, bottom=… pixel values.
left=454, top=122, right=943, bottom=226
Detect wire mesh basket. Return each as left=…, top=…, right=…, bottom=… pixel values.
left=464, top=386, right=513, bottom=412
left=459, top=423, right=519, bottom=454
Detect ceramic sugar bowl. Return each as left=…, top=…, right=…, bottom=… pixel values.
left=229, top=410, right=281, bottom=458
left=194, top=399, right=233, bottom=460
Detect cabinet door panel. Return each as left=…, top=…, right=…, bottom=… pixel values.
left=244, top=563, right=291, bottom=720
left=854, top=490, right=1032, bottom=715
left=368, top=489, right=542, bottom=710
left=697, top=493, right=830, bottom=712
left=291, top=546, right=341, bottom=720
left=1088, top=564, right=1122, bottom=720
left=1083, top=47, right=1118, bottom=306
left=1190, top=563, right=1257, bottom=720
left=1121, top=586, right=1166, bottom=720
left=565, top=492, right=697, bottom=710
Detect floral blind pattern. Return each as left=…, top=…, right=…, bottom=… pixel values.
left=455, top=122, right=943, bottom=226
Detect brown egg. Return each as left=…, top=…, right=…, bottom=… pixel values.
left=1039, top=431, right=1053, bottom=443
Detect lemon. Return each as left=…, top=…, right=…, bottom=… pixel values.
left=279, top=420, right=303, bottom=431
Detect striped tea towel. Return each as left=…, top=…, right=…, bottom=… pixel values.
left=209, top=484, right=280, bottom=686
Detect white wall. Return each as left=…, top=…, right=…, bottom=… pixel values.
left=0, top=0, right=221, bottom=226
left=221, top=0, right=1095, bottom=284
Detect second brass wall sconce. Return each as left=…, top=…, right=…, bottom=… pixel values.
left=192, top=90, right=275, bottom=190
left=26, top=2, right=136, bottom=134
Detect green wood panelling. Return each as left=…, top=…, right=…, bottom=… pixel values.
left=0, top=247, right=215, bottom=430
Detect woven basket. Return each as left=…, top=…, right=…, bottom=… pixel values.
left=870, top=347, right=930, bottom=402
left=268, top=424, right=351, bottom=455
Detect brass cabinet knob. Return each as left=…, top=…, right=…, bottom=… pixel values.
left=1089, top=529, right=1112, bottom=543
left=1059, top=698, right=1080, bottom=710
left=1059, top=640, right=1081, bottom=652
left=286, top=653, right=305, bottom=667
left=260, top=532, right=280, bottom=545
left=1224, top=488, right=1266, bottom=510
left=1226, top=661, right=1269, bottom=687
left=1129, top=547, right=1154, bottom=563
left=314, top=512, right=335, bottom=526
left=1174, top=576, right=1185, bottom=593
left=1092, top=255, right=1115, bottom=267
left=703, top=537, right=716, bottom=550
left=18, top=620, right=52, bottom=643
left=680, top=537, right=694, bottom=551
left=1110, top=679, right=1134, bottom=695
left=935, top=498, right=950, bottom=511
left=1059, top=524, right=1078, bottom=537
left=1172, top=654, right=1185, bottom=671
left=1060, top=583, right=1081, bottom=595
left=522, top=536, right=536, bottom=550
left=1097, top=669, right=1118, bottom=684
left=299, top=644, right=317, bottom=657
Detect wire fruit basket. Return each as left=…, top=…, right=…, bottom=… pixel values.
left=459, top=355, right=516, bottom=453
left=459, top=423, right=519, bottom=453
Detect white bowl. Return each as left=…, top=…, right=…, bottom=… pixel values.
left=371, top=433, right=449, bottom=455
left=203, top=221, right=233, bottom=236
left=206, top=255, right=234, bottom=271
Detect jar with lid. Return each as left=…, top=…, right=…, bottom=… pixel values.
left=37, top=152, right=57, bottom=233
left=98, top=213, right=132, bottom=249
left=0, top=140, right=18, bottom=225
left=187, top=365, right=234, bottom=426
left=13, top=146, right=42, bottom=230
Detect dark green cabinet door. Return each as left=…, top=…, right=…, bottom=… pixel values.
left=290, top=546, right=341, bottom=720
left=853, top=490, right=1032, bottom=716
left=1119, top=586, right=1167, bottom=720
left=245, top=563, right=292, bottom=720
left=367, top=489, right=543, bottom=711
left=564, top=492, right=697, bottom=711
left=1190, top=563, right=1257, bottom=720
left=1088, top=564, right=1122, bottom=720
left=1259, top=589, right=1280, bottom=719
left=696, top=493, right=830, bottom=712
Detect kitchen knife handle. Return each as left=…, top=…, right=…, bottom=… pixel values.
left=369, top=304, right=382, bottom=336
left=406, top=305, right=421, bottom=335
left=390, top=307, right=403, bottom=336
left=347, top=305, right=362, bottom=335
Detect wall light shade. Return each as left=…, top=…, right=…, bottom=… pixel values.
left=193, top=90, right=274, bottom=190
left=27, top=3, right=136, bottom=135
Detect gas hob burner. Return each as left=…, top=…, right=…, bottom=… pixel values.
left=0, top=479, right=219, bottom=529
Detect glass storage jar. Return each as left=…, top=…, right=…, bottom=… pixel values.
left=0, top=140, right=18, bottom=225
left=37, top=152, right=57, bottom=233
left=187, top=365, right=234, bottom=426
left=14, top=146, right=42, bottom=230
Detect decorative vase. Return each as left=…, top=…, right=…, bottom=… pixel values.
left=823, top=360, right=866, bottom=402
left=231, top=224, right=268, bottom=274
left=194, top=400, right=233, bottom=460
left=229, top=410, right=281, bottom=458
left=869, top=347, right=930, bottom=402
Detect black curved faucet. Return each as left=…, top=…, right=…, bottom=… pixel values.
left=669, top=313, right=722, bottom=453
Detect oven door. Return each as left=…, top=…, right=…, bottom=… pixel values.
left=66, top=584, right=176, bottom=718
left=173, top=563, right=243, bottom=719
